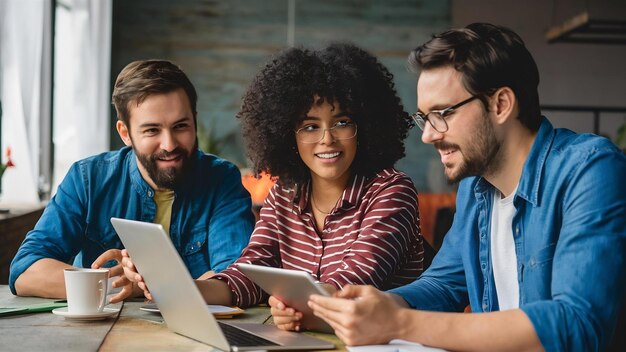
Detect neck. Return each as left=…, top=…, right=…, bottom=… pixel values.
left=310, top=172, right=351, bottom=213
left=484, top=123, right=537, bottom=198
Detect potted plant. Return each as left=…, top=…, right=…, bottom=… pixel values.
left=0, top=146, right=15, bottom=193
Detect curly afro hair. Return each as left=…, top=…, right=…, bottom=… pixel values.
left=237, top=42, right=410, bottom=188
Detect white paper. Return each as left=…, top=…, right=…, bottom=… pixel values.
left=206, top=305, right=240, bottom=314
left=347, top=339, right=447, bottom=352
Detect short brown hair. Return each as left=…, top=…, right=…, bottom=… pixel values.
left=409, top=23, right=541, bottom=131
left=112, top=59, right=198, bottom=127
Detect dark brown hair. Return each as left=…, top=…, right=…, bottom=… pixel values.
left=112, top=60, right=198, bottom=128
left=409, top=23, right=541, bottom=131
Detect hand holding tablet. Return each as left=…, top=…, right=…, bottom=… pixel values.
left=236, top=263, right=333, bottom=333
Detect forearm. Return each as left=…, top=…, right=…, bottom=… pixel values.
left=396, top=308, right=542, bottom=352
left=14, top=258, right=73, bottom=298
left=389, top=292, right=410, bottom=308
left=196, top=278, right=234, bottom=306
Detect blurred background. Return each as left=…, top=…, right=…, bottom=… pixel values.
left=1, top=0, right=625, bottom=204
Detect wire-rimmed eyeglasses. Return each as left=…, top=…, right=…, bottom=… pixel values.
left=411, top=96, right=478, bottom=133
left=295, top=121, right=357, bottom=144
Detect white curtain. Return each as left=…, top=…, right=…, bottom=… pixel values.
left=0, top=0, right=52, bottom=203
left=52, top=0, right=112, bottom=194
left=0, top=0, right=111, bottom=203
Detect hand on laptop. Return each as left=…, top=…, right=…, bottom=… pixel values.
left=269, top=295, right=304, bottom=331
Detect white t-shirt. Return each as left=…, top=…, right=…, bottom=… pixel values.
left=490, top=188, right=519, bottom=310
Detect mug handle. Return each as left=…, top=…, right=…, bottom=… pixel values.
left=97, top=278, right=107, bottom=311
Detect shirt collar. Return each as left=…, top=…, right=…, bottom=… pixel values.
left=127, top=148, right=153, bottom=196
left=516, top=117, right=554, bottom=207
left=291, top=172, right=370, bottom=215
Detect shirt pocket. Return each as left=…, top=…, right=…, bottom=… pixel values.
left=528, top=243, right=556, bottom=268
left=523, top=242, right=556, bottom=300
left=180, top=227, right=209, bottom=278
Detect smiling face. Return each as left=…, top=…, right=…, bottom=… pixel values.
left=295, top=99, right=357, bottom=188
left=116, top=88, right=197, bottom=190
left=418, top=66, right=501, bottom=183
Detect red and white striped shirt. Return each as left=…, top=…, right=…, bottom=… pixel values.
left=213, top=168, right=423, bottom=307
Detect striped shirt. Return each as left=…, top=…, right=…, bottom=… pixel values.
left=212, top=168, right=424, bottom=307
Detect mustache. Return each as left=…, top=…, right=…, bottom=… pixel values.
left=434, top=141, right=460, bottom=150
left=152, top=148, right=185, bottom=160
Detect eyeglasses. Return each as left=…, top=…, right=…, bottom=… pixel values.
left=295, top=121, right=358, bottom=144
left=411, top=96, right=478, bottom=133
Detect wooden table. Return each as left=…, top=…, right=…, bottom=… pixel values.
left=0, top=285, right=344, bottom=351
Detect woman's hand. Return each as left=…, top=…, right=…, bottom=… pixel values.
left=269, top=295, right=304, bottom=331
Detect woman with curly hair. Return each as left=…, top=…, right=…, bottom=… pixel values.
left=123, top=43, right=424, bottom=332
left=211, top=42, right=424, bottom=330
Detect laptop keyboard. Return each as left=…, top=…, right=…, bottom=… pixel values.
left=218, top=322, right=279, bottom=347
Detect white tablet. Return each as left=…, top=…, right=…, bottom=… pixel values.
left=236, top=263, right=333, bottom=333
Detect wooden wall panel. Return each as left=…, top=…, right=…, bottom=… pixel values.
left=111, top=0, right=451, bottom=191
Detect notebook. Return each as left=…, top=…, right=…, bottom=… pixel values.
left=110, top=217, right=334, bottom=351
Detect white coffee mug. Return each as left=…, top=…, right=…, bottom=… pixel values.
left=64, top=268, right=109, bottom=315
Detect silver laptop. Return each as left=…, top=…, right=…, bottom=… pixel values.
left=110, top=217, right=334, bottom=351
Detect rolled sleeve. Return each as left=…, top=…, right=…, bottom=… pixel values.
left=9, top=164, right=87, bottom=294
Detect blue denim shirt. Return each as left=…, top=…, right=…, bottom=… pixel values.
left=391, top=118, right=626, bottom=352
left=9, top=147, right=254, bottom=293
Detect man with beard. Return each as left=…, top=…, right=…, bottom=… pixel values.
left=308, top=23, right=626, bottom=351
left=9, top=60, right=254, bottom=301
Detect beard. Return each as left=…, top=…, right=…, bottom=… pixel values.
left=436, top=112, right=501, bottom=184
left=134, top=141, right=197, bottom=190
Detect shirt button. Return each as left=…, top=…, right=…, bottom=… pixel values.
left=480, top=232, right=485, bottom=239
left=481, top=263, right=487, bottom=270
left=482, top=304, right=488, bottom=311
left=148, top=190, right=153, bottom=197
left=197, top=241, right=201, bottom=247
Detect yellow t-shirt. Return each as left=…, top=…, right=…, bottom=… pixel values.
left=153, top=190, right=175, bottom=234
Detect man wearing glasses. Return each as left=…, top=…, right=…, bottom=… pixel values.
left=309, top=23, right=626, bottom=351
